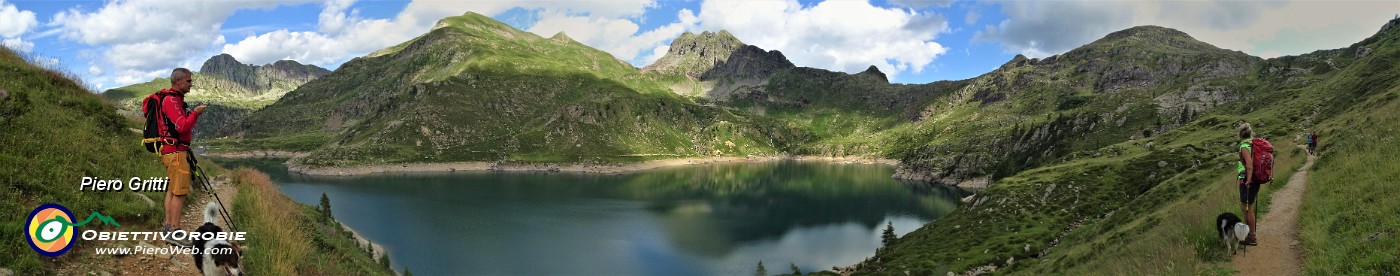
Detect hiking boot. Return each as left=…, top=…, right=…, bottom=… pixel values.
left=163, top=226, right=193, bottom=247
left=1241, top=235, right=1258, bottom=246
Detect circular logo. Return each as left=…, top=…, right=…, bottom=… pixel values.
left=26, top=203, right=76, bottom=256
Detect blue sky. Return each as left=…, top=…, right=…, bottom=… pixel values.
left=0, top=0, right=1396, bottom=91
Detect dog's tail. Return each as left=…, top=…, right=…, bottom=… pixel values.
left=204, top=202, right=220, bottom=224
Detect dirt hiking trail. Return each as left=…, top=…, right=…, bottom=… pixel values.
left=105, top=175, right=240, bottom=275
left=1230, top=148, right=1316, bottom=275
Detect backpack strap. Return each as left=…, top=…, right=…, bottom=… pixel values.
left=1237, top=139, right=1252, bottom=179
left=155, top=93, right=187, bottom=146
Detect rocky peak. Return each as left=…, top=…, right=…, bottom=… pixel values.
left=663, top=31, right=746, bottom=64
left=1381, top=17, right=1400, bottom=36
left=199, top=54, right=254, bottom=81
left=858, top=65, right=888, bottom=83
left=643, top=30, right=794, bottom=80
left=197, top=54, right=330, bottom=92
left=997, top=54, right=1037, bottom=70
left=266, top=60, right=331, bottom=79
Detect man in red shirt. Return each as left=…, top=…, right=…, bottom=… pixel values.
left=141, top=68, right=206, bottom=245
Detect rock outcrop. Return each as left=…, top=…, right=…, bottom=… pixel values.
left=643, top=30, right=795, bottom=99
left=198, top=53, right=330, bottom=93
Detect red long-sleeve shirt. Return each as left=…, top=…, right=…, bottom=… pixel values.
left=141, top=88, right=202, bottom=154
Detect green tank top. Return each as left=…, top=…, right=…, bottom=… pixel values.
left=1237, top=139, right=1252, bottom=179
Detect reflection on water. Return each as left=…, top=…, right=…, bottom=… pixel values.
left=219, top=159, right=968, bottom=275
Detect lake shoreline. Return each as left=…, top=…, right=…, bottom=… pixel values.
left=202, top=149, right=309, bottom=159
left=279, top=155, right=900, bottom=176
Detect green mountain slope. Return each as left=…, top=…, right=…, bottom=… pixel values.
left=237, top=12, right=802, bottom=167
left=857, top=19, right=1400, bottom=275
left=103, top=54, right=329, bottom=139
left=0, top=45, right=168, bottom=272
left=877, top=25, right=1261, bottom=185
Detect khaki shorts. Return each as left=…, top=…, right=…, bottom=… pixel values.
left=161, top=151, right=193, bottom=196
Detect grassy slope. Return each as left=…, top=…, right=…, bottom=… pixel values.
left=230, top=169, right=396, bottom=275
left=0, top=46, right=386, bottom=274
left=858, top=19, right=1400, bottom=275
left=1300, top=96, right=1399, bottom=274
left=1297, top=22, right=1400, bottom=273
left=0, top=46, right=167, bottom=273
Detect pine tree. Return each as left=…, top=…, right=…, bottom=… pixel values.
left=789, top=262, right=801, bottom=275
left=755, top=260, right=767, bottom=276
left=404, top=266, right=413, bottom=276
left=320, top=192, right=333, bottom=220
left=881, top=221, right=897, bottom=247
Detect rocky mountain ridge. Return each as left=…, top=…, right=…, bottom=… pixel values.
left=198, top=53, right=330, bottom=93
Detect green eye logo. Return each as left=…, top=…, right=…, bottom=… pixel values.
left=25, top=204, right=120, bottom=256
left=26, top=204, right=76, bottom=256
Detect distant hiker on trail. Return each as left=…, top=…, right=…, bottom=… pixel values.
left=1236, top=123, right=1259, bottom=246
left=141, top=67, right=206, bottom=246
left=1307, top=132, right=1318, bottom=155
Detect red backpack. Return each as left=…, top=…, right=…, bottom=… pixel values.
left=1249, top=138, right=1275, bottom=184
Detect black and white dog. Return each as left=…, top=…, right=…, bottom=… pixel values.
left=1216, top=212, right=1250, bottom=256
left=194, top=202, right=242, bottom=276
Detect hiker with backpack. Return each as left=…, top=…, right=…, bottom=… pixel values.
left=1236, top=123, right=1275, bottom=246
left=1307, top=132, right=1318, bottom=155
left=140, top=68, right=206, bottom=246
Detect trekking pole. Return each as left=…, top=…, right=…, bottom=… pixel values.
left=187, top=154, right=238, bottom=232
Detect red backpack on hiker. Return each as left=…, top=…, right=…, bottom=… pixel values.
left=1248, top=138, right=1275, bottom=184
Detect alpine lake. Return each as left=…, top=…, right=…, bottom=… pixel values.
left=217, top=158, right=969, bottom=275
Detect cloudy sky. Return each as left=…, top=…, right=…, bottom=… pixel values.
left=1, top=0, right=1396, bottom=91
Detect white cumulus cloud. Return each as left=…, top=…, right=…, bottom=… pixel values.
left=221, top=19, right=400, bottom=66
left=2, top=37, right=32, bottom=52
left=112, top=68, right=166, bottom=85
left=50, top=0, right=317, bottom=87
left=0, top=0, right=37, bottom=38
left=694, top=0, right=950, bottom=81
left=222, top=0, right=660, bottom=69
left=642, top=45, right=670, bottom=65
left=974, top=0, right=1399, bottom=58
left=973, top=0, right=1135, bottom=58
left=527, top=8, right=698, bottom=65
